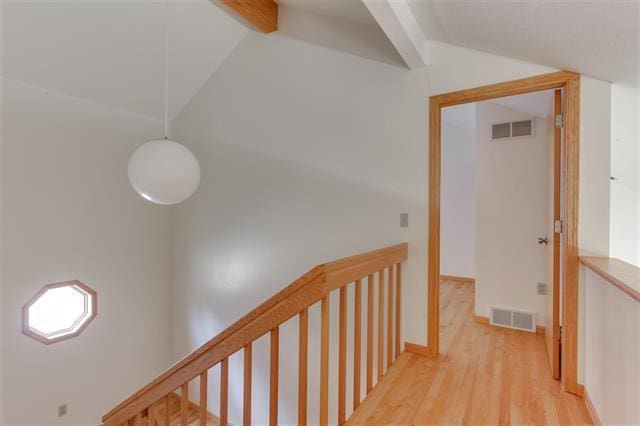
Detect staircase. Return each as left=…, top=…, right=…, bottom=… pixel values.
left=102, top=243, right=409, bottom=426
left=143, top=394, right=220, bottom=425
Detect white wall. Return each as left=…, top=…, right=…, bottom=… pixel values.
left=170, top=140, right=424, bottom=425
left=579, top=77, right=611, bottom=257
left=170, top=31, right=427, bottom=424
left=168, top=27, right=615, bottom=423
left=610, top=84, right=640, bottom=266
left=440, top=115, right=476, bottom=278
left=582, top=266, right=640, bottom=425
left=172, top=28, right=569, bottom=348
left=475, top=102, right=548, bottom=319
left=610, top=84, right=639, bottom=191
left=576, top=76, right=612, bottom=384
left=0, top=78, right=173, bottom=425
left=610, top=182, right=640, bottom=266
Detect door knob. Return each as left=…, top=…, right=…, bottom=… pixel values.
left=538, top=237, right=549, bottom=245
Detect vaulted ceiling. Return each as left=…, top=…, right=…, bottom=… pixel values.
left=410, top=0, right=639, bottom=87
left=1, top=1, right=248, bottom=120
left=279, top=0, right=640, bottom=87
left=2, top=0, right=638, bottom=123
left=278, top=0, right=374, bottom=25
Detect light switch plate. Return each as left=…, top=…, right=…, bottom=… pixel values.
left=537, top=282, right=546, bottom=295
left=58, top=404, right=67, bottom=417
left=400, top=213, right=409, bottom=228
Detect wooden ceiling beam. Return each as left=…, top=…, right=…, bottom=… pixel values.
left=219, top=0, right=278, bottom=33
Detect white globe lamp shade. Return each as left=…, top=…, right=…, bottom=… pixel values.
left=128, top=139, right=200, bottom=205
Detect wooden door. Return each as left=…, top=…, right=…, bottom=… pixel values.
left=545, top=89, right=562, bottom=379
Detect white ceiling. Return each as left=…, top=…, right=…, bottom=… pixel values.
left=492, top=90, right=555, bottom=119
left=442, top=102, right=476, bottom=132
left=409, top=0, right=639, bottom=87
left=280, top=1, right=639, bottom=87
left=443, top=90, right=555, bottom=132
left=2, top=0, right=637, bottom=124
left=277, top=0, right=376, bottom=25
left=1, top=1, right=248, bottom=120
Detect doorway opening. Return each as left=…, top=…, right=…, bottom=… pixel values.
left=427, top=71, right=582, bottom=395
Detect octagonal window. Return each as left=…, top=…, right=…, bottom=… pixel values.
left=22, top=280, right=97, bottom=344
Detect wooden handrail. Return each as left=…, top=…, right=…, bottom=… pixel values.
left=102, top=243, right=408, bottom=425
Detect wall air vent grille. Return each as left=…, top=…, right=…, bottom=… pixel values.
left=489, top=306, right=536, bottom=332
left=492, top=123, right=511, bottom=139
left=491, top=119, right=534, bottom=140
left=512, top=120, right=533, bottom=137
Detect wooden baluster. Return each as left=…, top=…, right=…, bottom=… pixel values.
left=270, top=327, right=280, bottom=426
left=148, top=402, right=156, bottom=426
left=366, top=274, right=374, bottom=394
left=377, top=269, right=384, bottom=381
left=220, top=358, right=229, bottom=426
left=395, top=262, right=402, bottom=358
left=353, top=279, right=362, bottom=410
left=338, top=286, right=347, bottom=426
left=243, top=343, right=252, bottom=426
left=135, top=411, right=142, bottom=426
left=199, top=371, right=208, bottom=426
left=319, top=296, right=329, bottom=426
left=298, top=308, right=308, bottom=426
left=387, top=265, right=394, bottom=368
left=180, top=384, right=188, bottom=426
left=164, top=394, right=171, bottom=426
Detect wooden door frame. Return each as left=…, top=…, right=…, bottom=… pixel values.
left=550, top=88, right=562, bottom=380
left=427, top=70, right=582, bottom=395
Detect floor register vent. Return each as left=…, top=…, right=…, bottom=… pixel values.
left=490, top=307, right=536, bottom=332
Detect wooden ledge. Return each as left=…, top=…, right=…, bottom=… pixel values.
left=580, top=256, right=640, bottom=303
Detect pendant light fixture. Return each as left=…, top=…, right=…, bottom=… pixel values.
left=128, top=2, right=200, bottom=205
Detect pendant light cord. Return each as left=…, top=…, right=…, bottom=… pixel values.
left=163, top=1, right=169, bottom=139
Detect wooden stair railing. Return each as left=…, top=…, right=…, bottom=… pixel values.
left=102, top=243, right=408, bottom=426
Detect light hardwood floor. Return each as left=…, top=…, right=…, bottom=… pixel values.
left=346, top=278, right=592, bottom=425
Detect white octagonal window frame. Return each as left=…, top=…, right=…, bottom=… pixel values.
left=22, top=280, right=97, bottom=345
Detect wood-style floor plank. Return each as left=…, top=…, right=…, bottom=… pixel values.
left=346, top=279, right=593, bottom=425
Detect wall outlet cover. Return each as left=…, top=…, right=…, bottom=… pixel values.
left=400, top=213, right=409, bottom=228
left=537, top=282, right=546, bottom=295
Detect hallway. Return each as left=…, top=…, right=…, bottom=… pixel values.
left=346, top=278, right=592, bottom=425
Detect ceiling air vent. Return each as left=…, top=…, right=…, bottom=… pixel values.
left=490, top=306, right=536, bottom=332
left=491, top=119, right=534, bottom=140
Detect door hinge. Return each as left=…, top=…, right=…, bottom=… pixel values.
left=555, top=114, right=564, bottom=128
left=555, top=325, right=562, bottom=340
left=554, top=219, right=563, bottom=234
